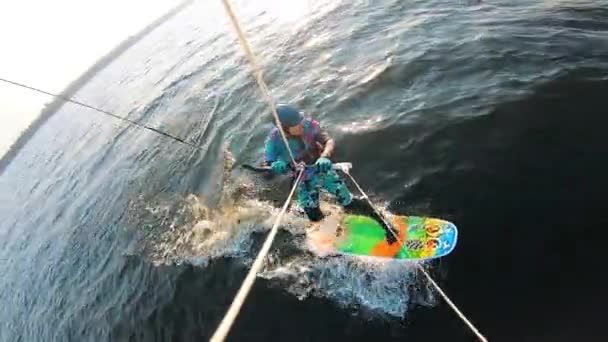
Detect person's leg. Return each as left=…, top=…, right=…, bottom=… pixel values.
left=321, top=170, right=374, bottom=214
left=320, top=169, right=353, bottom=206
left=297, top=175, right=323, bottom=221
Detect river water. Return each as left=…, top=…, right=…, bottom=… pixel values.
left=1, top=0, right=607, bottom=341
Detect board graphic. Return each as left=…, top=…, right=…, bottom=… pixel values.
left=307, top=211, right=457, bottom=261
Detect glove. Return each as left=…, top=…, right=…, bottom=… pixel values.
left=314, top=157, right=332, bottom=173
left=271, top=160, right=289, bottom=174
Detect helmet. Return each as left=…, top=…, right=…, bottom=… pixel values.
left=275, top=104, right=303, bottom=128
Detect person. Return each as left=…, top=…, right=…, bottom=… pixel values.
left=263, top=104, right=396, bottom=242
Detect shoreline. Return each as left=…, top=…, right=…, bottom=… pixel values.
left=0, top=0, right=194, bottom=175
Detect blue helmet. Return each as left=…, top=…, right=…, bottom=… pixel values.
left=275, top=104, right=303, bottom=128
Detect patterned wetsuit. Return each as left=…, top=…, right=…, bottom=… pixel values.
left=263, top=117, right=353, bottom=212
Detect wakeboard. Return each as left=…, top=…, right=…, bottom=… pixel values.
left=306, top=203, right=457, bottom=261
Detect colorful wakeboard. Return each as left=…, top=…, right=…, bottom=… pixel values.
left=306, top=207, right=457, bottom=261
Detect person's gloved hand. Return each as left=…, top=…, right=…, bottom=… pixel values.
left=315, top=157, right=332, bottom=173
left=271, top=160, right=289, bottom=174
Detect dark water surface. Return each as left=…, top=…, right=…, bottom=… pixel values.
left=1, top=0, right=608, bottom=341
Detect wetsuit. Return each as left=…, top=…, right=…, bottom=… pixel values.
left=263, top=117, right=353, bottom=221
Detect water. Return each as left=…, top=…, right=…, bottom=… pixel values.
left=1, top=0, right=608, bottom=341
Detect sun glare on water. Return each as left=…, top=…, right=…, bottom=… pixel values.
left=258, top=0, right=312, bottom=22
left=235, top=0, right=317, bottom=27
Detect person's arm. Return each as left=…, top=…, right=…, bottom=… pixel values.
left=316, top=128, right=334, bottom=159
left=263, top=131, right=277, bottom=166
left=320, top=137, right=334, bottom=159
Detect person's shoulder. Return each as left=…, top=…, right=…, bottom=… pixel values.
left=303, top=115, right=321, bottom=131
left=267, top=126, right=280, bottom=138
